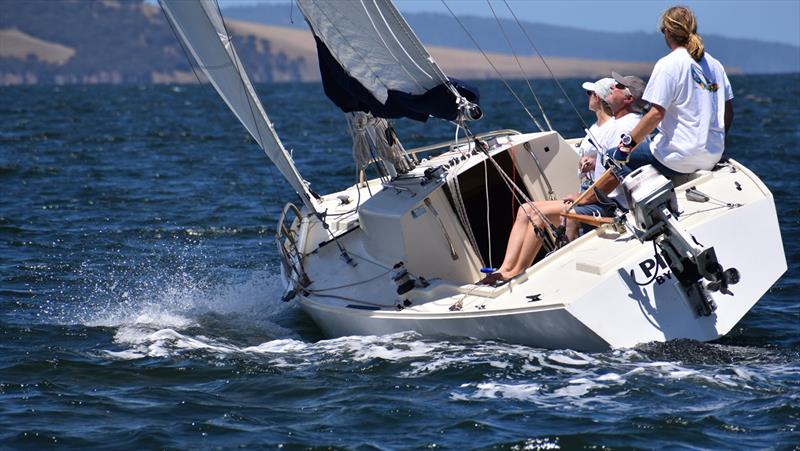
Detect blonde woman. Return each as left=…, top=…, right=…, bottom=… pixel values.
left=609, top=6, right=734, bottom=176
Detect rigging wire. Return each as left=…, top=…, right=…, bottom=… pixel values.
left=440, top=0, right=545, bottom=132
left=485, top=0, right=551, bottom=131
left=501, top=0, right=593, bottom=135
left=307, top=267, right=393, bottom=293
left=159, top=4, right=203, bottom=85
left=457, top=121, right=562, bottom=250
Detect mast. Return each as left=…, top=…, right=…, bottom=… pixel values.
left=159, top=0, right=319, bottom=214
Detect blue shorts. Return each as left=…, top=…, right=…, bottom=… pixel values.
left=626, top=149, right=683, bottom=178
left=571, top=200, right=616, bottom=236
left=573, top=202, right=616, bottom=218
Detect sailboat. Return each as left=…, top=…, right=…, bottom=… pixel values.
left=159, top=0, right=786, bottom=351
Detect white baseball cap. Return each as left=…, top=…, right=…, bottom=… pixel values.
left=581, top=77, right=615, bottom=100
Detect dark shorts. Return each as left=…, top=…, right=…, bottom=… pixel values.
left=571, top=199, right=617, bottom=236
left=626, top=149, right=683, bottom=178
left=573, top=202, right=616, bottom=217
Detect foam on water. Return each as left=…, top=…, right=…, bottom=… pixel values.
left=3, top=77, right=799, bottom=448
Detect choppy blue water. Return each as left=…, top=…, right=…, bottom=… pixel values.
left=1, top=76, right=798, bottom=449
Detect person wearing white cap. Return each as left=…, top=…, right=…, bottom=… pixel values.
left=579, top=78, right=616, bottom=160
left=609, top=5, right=734, bottom=176
left=566, top=77, right=617, bottom=239
left=590, top=72, right=649, bottom=209
left=577, top=77, right=616, bottom=162
left=477, top=79, right=617, bottom=285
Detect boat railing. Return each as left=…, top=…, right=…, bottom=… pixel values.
left=275, top=202, right=310, bottom=288
left=357, top=129, right=522, bottom=185
left=404, top=129, right=522, bottom=157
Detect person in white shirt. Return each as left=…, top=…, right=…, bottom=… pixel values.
left=580, top=72, right=648, bottom=211
left=577, top=77, right=616, bottom=166
left=478, top=78, right=615, bottom=285
left=567, top=78, right=616, bottom=239
left=608, top=6, right=734, bottom=176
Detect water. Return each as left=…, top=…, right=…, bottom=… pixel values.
left=1, top=76, right=798, bottom=448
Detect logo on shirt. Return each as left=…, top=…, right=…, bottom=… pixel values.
left=691, top=66, right=719, bottom=92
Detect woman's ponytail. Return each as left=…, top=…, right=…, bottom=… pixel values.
left=660, top=6, right=705, bottom=61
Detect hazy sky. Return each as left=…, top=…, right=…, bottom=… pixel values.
left=221, top=0, right=800, bottom=47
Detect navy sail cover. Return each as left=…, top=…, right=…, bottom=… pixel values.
left=314, top=36, right=479, bottom=122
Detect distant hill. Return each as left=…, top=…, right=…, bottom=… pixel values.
left=2, top=0, right=794, bottom=86
left=223, top=3, right=800, bottom=74
left=0, top=0, right=310, bottom=85
left=0, top=0, right=654, bottom=85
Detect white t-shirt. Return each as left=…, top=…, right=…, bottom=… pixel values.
left=644, top=48, right=734, bottom=173
left=594, top=113, right=643, bottom=207
left=579, top=118, right=617, bottom=158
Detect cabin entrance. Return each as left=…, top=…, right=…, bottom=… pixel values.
left=445, top=149, right=532, bottom=269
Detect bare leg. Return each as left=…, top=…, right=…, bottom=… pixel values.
left=566, top=217, right=580, bottom=241
left=495, top=204, right=534, bottom=275
left=496, top=200, right=566, bottom=279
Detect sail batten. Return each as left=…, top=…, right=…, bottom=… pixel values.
left=160, top=0, right=318, bottom=214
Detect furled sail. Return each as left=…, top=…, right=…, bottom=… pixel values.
left=159, top=0, right=318, bottom=214
left=297, top=0, right=479, bottom=122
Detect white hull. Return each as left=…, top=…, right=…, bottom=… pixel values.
left=157, top=2, right=786, bottom=351
left=280, top=132, right=786, bottom=351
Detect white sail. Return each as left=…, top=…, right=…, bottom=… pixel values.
left=296, top=0, right=458, bottom=104
left=159, top=0, right=318, bottom=214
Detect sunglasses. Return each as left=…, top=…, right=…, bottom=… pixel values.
left=586, top=90, right=594, bottom=96
left=613, top=82, right=632, bottom=97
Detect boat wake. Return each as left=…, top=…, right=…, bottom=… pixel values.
left=49, top=247, right=793, bottom=411
left=99, top=323, right=796, bottom=409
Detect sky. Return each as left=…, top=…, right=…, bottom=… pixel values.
left=220, top=0, right=800, bottom=47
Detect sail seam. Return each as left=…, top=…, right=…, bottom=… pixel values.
left=303, top=0, right=392, bottom=101
left=365, top=0, right=430, bottom=91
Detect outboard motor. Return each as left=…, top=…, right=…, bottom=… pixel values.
left=622, top=165, right=740, bottom=316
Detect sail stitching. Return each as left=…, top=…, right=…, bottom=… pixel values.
left=305, top=0, right=392, bottom=99
left=365, top=0, right=431, bottom=90
left=381, top=0, right=459, bottom=98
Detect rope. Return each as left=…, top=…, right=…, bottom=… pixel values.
left=484, top=149, right=560, bottom=251
left=457, top=125, right=561, bottom=251
left=368, top=116, right=413, bottom=174
left=305, top=292, right=388, bottom=308
left=484, top=158, right=493, bottom=269
left=307, top=267, right=393, bottom=292
left=448, top=166, right=485, bottom=267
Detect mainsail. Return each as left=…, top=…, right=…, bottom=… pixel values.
left=297, top=0, right=479, bottom=122
left=159, top=0, right=318, bottom=214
